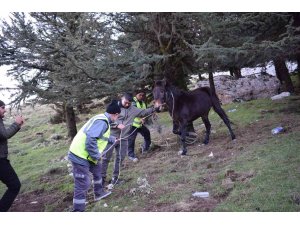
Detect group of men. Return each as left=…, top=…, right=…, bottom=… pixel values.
left=68, top=90, right=158, bottom=212
left=0, top=90, right=158, bottom=212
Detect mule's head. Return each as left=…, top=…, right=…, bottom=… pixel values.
left=153, top=79, right=168, bottom=111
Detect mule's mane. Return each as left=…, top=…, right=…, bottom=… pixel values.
left=166, top=84, right=209, bottom=97
left=166, top=84, right=184, bottom=96
left=156, top=79, right=211, bottom=98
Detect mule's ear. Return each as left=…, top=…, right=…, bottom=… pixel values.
left=163, top=77, right=171, bottom=87
left=154, top=80, right=160, bottom=87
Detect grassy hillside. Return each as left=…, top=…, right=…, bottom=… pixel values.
left=1, top=94, right=300, bottom=212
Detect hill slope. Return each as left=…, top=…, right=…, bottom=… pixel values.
left=1, top=95, right=300, bottom=212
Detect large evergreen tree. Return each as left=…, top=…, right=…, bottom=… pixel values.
left=109, top=12, right=202, bottom=90
left=187, top=13, right=300, bottom=92
left=0, top=12, right=140, bottom=138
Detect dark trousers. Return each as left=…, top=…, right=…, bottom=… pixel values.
left=101, top=140, right=128, bottom=181
left=127, top=125, right=151, bottom=158
left=0, top=158, right=21, bottom=212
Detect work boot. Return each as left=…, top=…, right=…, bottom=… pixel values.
left=111, top=176, right=125, bottom=185
left=128, top=156, right=139, bottom=162
left=94, top=190, right=112, bottom=201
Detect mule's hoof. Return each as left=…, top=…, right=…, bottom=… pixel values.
left=181, top=151, right=187, bottom=156
left=178, top=150, right=187, bottom=155
left=173, top=130, right=180, bottom=135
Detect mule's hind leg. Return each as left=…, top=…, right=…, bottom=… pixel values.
left=201, top=115, right=211, bottom=144
left=214, top=107, right=236, bottom=140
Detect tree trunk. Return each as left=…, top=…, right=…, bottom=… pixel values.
left=274, top=58, right=294, bottom=93
left=291, top=13, right=300, bottom=86
left=229, top=68, right=234, bottom=77
left=65, top=104, right=77, bottom=139
left=229, top=67, right=242, bottom=79
left=295, top=52, right=300, bottom=86
left=234, top=67, right=242, bottom=79
left=198, top=74, right=204, bottom=81
left=297, top=54, right=300, bottom=85
left=208, top=71, right=216, bottom=94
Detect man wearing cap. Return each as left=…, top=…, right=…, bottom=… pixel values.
left=127, top=89, right=151, bottom=162
left=68, top=100, right=121, bottom=212
left=0, top=100, right=24, bottom=212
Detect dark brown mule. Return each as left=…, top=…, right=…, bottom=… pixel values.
left=153, top=79, right=236, bottom=155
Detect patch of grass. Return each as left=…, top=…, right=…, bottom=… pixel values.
left=0, top=105, right=74, bottom=211
left=214, top=130, right=300, bottom=211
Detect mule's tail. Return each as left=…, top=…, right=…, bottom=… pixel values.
left=201, top=87, right=226, bottom=118
left=208, top=87, right=236, bottom=140
left=210, top=90, right=228, bottom=119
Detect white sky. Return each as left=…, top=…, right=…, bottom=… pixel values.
left=0, top=0, right=298, bottom=12
left=0, top=66, right=18, bottom=103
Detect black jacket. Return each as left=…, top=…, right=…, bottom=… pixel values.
left=0, top=118, right=20, bottom=159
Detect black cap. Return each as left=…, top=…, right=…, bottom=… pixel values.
left=0, top=100, right=5, bottom=107
left=106, top=100, right=121, bottom=114
left=134, top=88, right=146, bottom=95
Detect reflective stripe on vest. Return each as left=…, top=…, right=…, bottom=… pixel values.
left=69, top=114, right=110, bottom=163
left=132, top=97, right=147, bottom=128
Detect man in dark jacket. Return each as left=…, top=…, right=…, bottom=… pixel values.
left=0, top=100, right=24, bottom=212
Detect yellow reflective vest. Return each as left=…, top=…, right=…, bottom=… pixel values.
left=69, top=114, right=110, bottom=164
left=132, top=97, right=147, bottom=128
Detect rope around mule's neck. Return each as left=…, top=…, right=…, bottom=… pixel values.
left=170, top=91, right=175, bottom=119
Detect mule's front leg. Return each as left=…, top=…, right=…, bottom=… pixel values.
left=178, top=124, right=187, bottom=155
left=172, top=121, right=181, bottom=135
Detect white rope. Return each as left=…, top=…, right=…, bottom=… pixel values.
left=107, top=112, right=157, bottom=189
left=151, top=131, right=198, bottom=147
left=105, top=123, right=131, bottom=190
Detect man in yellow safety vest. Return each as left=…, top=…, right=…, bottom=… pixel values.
left=127, top=89, right=151, bottom=162
left=68, top=100, right=120, bottom=212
